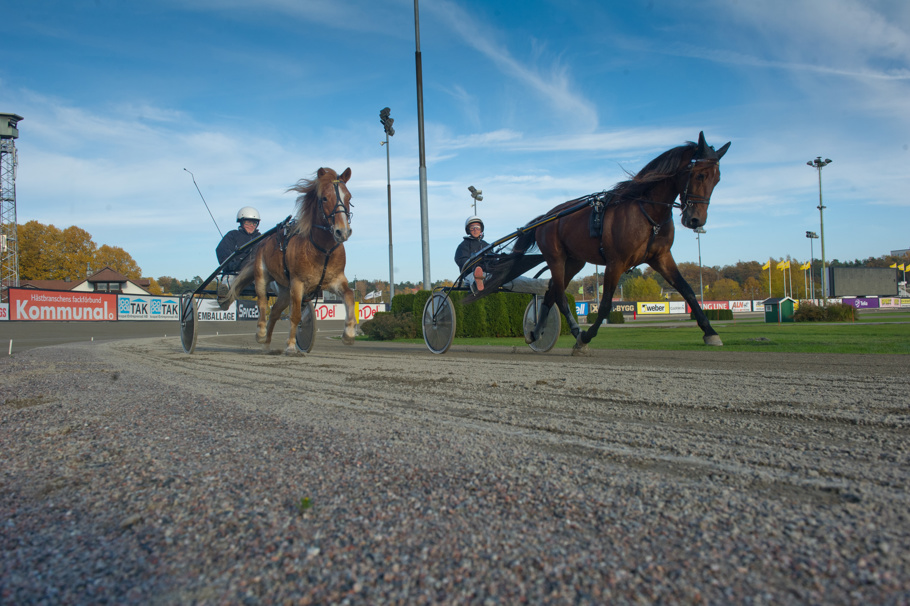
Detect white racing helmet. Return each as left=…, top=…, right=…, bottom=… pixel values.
left=465, top=215, right=484, bottom=235
left=237, top=206, right=260, bottom=223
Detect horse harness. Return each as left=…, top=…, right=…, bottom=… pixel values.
left=277, top=179, right=352, bottom=302
left=583, top=155, right=719, bottom=261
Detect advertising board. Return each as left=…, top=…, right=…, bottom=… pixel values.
left=575, top=302, right=589, bottom=317
left=237, top=300, right=259, bottom=320
left=117, top=295, right=180, bottom=321
left=196, top=299, right=236, bottom=321
left=843, top=297, right=880, bottom=310
left=637, top=301, right=669, bottom=315
left=730, top=300, right=752, bottom=313
left=0, top=303, right=8, bottom=321
left=9, top=288, right=117, bottom=321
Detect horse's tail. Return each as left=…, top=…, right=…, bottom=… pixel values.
left=513, top=218, right=541, bottom=254
left=218, top=255, right=257, bottom=310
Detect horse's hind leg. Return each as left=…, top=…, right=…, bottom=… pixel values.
left=264, top=288, right=290, bottom=351
left=577, top=266, right=623, bottom=351
left=254, top=268, right=271, bottom=345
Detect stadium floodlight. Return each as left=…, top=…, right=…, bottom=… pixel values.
left=807, top=157, right=832, bottom=304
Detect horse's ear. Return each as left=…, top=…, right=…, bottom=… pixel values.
left=716, top=142, right=731, bottom=160
left=340, top=167, right=352, bottom=183
left=697, top=131, right=707, bottom=155
left=317, top=167, right=327, bottom=178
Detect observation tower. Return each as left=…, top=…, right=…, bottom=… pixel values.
left=0, top=113, right=22, bottom=302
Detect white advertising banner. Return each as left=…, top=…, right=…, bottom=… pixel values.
left=669, top=301, right=687, bottom=314
left=730, top=300, right=752, bottom=313
left=0, top=303, right=7, bottom=321
left=196, top=299, right=236, bottom=321
left=117, top=295, right=180, bottom=321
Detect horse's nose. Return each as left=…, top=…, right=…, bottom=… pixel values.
left=335, top=225, right=352, bottom=242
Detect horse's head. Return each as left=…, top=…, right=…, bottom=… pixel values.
left=678, top=132, right=730, bottom=230
left=317, top=167, right=353, bottom=243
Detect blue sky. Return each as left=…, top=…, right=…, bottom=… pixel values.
left=2, top=0, right=908, bottom=286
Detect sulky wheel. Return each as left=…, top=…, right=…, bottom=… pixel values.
left=422, top=292, right=456, bottom=355
left=523, top=296, right=560, bottom=353
left=179, top=293, right=199, bottom=354
left=295, top=301, right=317, bottom=354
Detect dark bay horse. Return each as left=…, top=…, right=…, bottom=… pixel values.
left=224, top=167, right=356, bottom=355
left=515, top=132, right=730, bottom=354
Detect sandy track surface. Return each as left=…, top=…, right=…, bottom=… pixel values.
left=2, top=332, right=908, bottom=604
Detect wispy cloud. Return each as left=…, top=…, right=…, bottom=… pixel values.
left=426, top=0, right=599, bottom=133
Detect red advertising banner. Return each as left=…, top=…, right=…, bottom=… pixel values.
left=9, top=288, right=118, bottom=321
left=686, top=300, right=731, bottom=313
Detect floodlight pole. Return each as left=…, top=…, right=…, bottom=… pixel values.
left=380, top=108, right=395, bottom=301
left=414, top=0, right=431, bottom=289
left=807, top=157, right=831, bottom=305
left=806, top=231, right=818, bottom=302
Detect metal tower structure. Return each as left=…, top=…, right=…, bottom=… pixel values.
left=1, top=113, right=23, bottom=303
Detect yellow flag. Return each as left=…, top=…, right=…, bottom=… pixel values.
left=890, top=263, right=897, bottom=268
left=784, top=260, right=791, bottom=269
left=800, top=262, right=810, bottom=270
left=762, top=260, right=770, bottom=270
left=900, top=264, right=906, bottom=271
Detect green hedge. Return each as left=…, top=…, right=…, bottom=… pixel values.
left=587, top=311, right=624, bottom=324
left=794, top=302, right=857, bottom=322
left=690, top=308, right=733, bottom=321
left=394, top=290, right=577, bottom=340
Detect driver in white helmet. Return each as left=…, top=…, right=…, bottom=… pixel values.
left=455, top=216, right=489, bottom=293
left=455, top=215, right=550, bottom=296
left=216, top=206, right=261, bottom=273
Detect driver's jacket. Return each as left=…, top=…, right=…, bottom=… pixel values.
left=216, top=227, right=261, bottom=273
left=455, top=235, right=490, bottom=272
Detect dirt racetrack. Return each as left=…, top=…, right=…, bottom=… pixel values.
left=2, top=327, right=908, bottom=603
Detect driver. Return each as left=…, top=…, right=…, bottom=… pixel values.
left=455, top=216, right=489, bottom=293
left=216, top=206, right=261, bottom=273
left=455, top=214, right=550, bottom=296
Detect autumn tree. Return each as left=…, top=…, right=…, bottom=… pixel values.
left=624, top=275, right=663, bottom=301
left=18, top=220, right=143, bottom=282
left=94, top=244, right=141, bottom=279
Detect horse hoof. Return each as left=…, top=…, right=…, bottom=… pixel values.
left=284, top=347, right=305, bottom=357
left=524, top=332, right=536, bottom=345
left=256, top=335, right=268, bottom=344
left=572, top=343, right=589, bottom=356
left=342, top=333, right=355, bottom=346
left=704, top=335, right=723, bottom=346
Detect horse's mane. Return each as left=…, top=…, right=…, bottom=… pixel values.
left=513, top=141, right=697, bottom=255
left=286, top=168, right=339, bottom=238
left=610, top=141, right=697, bottom=200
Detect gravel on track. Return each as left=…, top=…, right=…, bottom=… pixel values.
left=1, top=333, right=908, bottom=604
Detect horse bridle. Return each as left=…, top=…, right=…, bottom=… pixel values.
left=678, top=158, right=718, bottom=212
left=318, top=179, right=352, bottom=229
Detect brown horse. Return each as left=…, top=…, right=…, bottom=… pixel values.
left=224, top=167, right=356, bottom=355
left=514, top=132, right=730, bottom=353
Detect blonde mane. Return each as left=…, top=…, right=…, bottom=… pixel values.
left=286, top=167, right=339, bottom=239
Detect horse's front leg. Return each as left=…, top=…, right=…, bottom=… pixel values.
left=284, top=280, right=306, bottom=355
left=340, top=282, right=356, bottom=345
left=652, top=254, right=722, bottom=346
